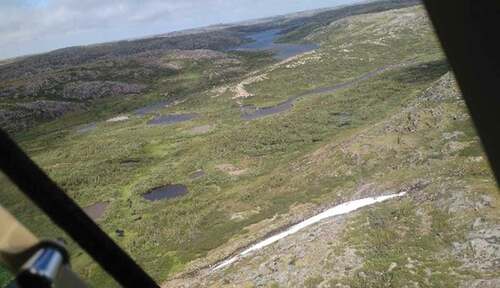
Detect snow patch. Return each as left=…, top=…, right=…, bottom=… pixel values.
left=212, top=192, right=406, bottom=271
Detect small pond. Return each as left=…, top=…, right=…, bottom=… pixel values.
left=83, top=201, right=109, bottom=220
left=76, top=123, right=97, bottom=133
left=148, top=113, right=197, bottom=125
left=240, top=98, right=295, bottom=120
left=142, top=184, right=188, bottom=201
left=134, top=100, right=173, bottom=116
left=189, top=170, right=206, bottom=180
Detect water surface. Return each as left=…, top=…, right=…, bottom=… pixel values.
left=240, top=99, right=295, bottom=120
left=233, top=29, right=318, bottom=60
left=83, top=201, right=109, bottom=220
left=143, top=184, right=188, bottom=201
left=190, top=170, right=206, bottom=180
left=134, top=100, right=173, bottom=116
left=76, top=123, right=97, bottom=133
left=148, top=113, right=197, bottom=125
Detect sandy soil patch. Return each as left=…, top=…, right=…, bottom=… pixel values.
left=231, top=74, right=268, bottom=99
left=230, top=208, right=261, bottom=221
left=230, top=50, right=318, bottom=100
left=188, top=125, right=213, bottom=135
left=215, top=164, right=248, bottom=176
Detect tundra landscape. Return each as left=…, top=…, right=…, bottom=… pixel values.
left=0, top=0, right=498, bottom=287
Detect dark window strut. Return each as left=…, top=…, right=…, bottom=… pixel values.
left=0, top=129, right=159, bottom=288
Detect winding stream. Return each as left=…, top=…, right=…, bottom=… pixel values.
left=148, top=113, right=198, bottom=125
left=212, top=192, right=406, bottom=271
left=241, top=63, right=410, bottom=120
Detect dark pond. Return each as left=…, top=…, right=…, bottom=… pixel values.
left=232, top=29, right=318, bottom=60
left=240, top=98, right=295, bottom=120
left=120, top=158, right=141, bottom=166
left=142, top=184, right=188, bottom=201
left=189, top=170, right=206, bottom=180
left=148, top=113, right=197, bottom=125
left=83, top=201, right=109, bottom=220
left=133, top=100, right=174, bottom=116
left=77, top=123, right=97, bottom=133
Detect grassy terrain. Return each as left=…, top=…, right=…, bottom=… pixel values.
left=169, top=5, right=497, bottom=288
left=323, top=95, right=499, bottom=287
left=196, top=60, right=497, bottom=288
left=0, top=268, right=10, bottom=287
left=1, top=4, right=498, bottom=288
left=0, top=51, right=275, bottom=286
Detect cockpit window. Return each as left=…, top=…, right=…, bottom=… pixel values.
left=0, top=1, right=498, bottom=287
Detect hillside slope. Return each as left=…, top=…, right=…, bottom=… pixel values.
left=172, top=70, right=498, bottom=287
left=164, top=6, right=499, bottom=288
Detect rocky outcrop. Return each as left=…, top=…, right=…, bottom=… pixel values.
left=421, top=72, right=462, bottom=101
left=167, top=49, right=228, bottom=60
left=0, top=100, right=84, bottom=131
left=453, top=216, right=500, bottom=273
left=0, top=79, right=146, bottom=131
left=0, top=30, right=244, bottom=82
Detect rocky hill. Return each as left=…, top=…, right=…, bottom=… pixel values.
left=0, top=0, right=420, bottom=133
left=170, top=70, right=498, bottom=288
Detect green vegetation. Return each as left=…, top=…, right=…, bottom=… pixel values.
left=304, top=275, right=324, bottom=288
left=335, top=200, right=466, bottom=287
left=0, top=266, right=11, bottom=288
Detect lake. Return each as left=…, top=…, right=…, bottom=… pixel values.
left=233, top=29, right=318, bottom=60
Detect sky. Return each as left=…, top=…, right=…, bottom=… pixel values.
left=0, top=0, right=362, bottom=60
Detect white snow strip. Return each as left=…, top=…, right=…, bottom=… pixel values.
left=212, top=192, right=406, bottom=271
